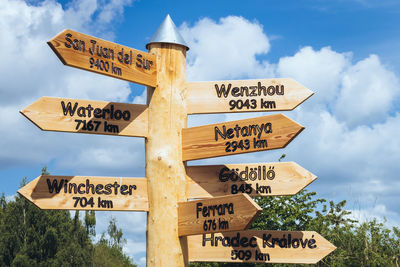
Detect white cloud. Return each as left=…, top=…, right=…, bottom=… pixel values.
left=347, top=204, right=400, bottom=228
left=180, top=16, right=274, bottom=81
left=182, top=15, right=400, bottom=229
left=0, top=0, right=137, bottom=172
left=277, top=46, right=350, bottom=110
left=58, top=70, right=132, bottom=102
left=0, top=4, right=147, bottom=265
left=64, top=0, right=98, bottom=31
left=132, top=88, right=147, bottom=104
left=97, top=0, right=133, bottom=24
left=334, top=55, right=400, bottom=127
left=53, top=136, right=145, bottom=176
left=1, top=3, right=400, bottom=265
left=277, top=47, right=400, bottom=127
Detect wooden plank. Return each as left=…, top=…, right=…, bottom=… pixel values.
left=48, top=29, right=157, bottom=87
left=178, top=194, right=261, bottom=236
left=145, top=42, right=188, bottom=266
left=188, top=230, right=336, bottom=264
left=186, top=162, right=317, bottom=198
left=17, top=175, right=148, bottom=211
left=182, top=114, right=304, bottom=161
left=186, top=78, right=313, bottom=114
left=20, top=97, right=148, bottom=137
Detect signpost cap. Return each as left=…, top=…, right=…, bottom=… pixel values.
left=146, top=14, right=189, bottom=51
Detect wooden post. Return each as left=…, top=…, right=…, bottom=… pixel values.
left=28, top=15, right=335, bottom=267
left=145, top=42, right=188, bottom=265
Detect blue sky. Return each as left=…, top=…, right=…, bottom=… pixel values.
left=1, top=0, right=400, bottom=265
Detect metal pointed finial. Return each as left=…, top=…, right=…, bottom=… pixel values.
left=146, top=14, right=189, bottom=51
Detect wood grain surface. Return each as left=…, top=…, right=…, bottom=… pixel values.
left=48, top=29, right=157, bottom=87
left=21, top=96, right=148, bottom=137
left=178, top=194, right=261, bottom=236
left=182, top=114, right=304, bottom=161
left=186, top=162, right=317, bottom=198
left=18, top=175, right=148, bottom=211
left=186, top=78, right=313, bottom=114
left=188, top=230, right=336, bottom=263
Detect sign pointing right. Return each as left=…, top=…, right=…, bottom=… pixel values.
left=188, top=230, right=336, bottom=264
left=182, top=114, right=304, bottom=161
left=186, top=162, right=317, bottom=198
left=186, top=78, right=313, bottom=114
left=178, top=194, right=261, bottom=236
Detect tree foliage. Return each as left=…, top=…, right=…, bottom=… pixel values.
left=2, top=166, right=399, bottom=266
left=0, top=173, right=137, bottom=267
left=0, top=191, right=92, bottom=266
left=93, top=217, right=136, bottom=267
left=190, top=190, right=400, bottom=267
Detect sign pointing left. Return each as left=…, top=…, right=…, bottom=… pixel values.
left=18, top=175, right=148, bottom=211
left=20, top=97, right=148, bottom=137
left=48, top=29, right=157, bottom=87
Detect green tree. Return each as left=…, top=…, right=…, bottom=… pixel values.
left=252, top=190, right=326, bottom=231
left=93, top=217, right=137, bottom=267
left=189, top=150, right=400, bottom=267
left=84, top=210, right=96, bottom=237
left=0, top=169, right=139, bottom=267
left=0, top=188, right=94, bottom=267
left=190, top=191, right=400, bottom=267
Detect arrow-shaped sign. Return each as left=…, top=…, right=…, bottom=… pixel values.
left=182, top=114, right=304, bottom=161
left=186, top=162, right=317, bottom=198
left=48, top=29, right=157, bottom=87
left=186, top=78, right=313, bottom=114
left=178, top=194, right=261, bottom=236
left=20, top=97, right=148, bottom=137
left=188, top=230, right=336, bottom=264
left=18, top=175, right=148, bottom=211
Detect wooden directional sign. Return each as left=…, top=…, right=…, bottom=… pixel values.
left=188, top=230, right=336, bottom=264
left=20, top=97, right=148, bottom=137
left=48, top=29, right=157, bottom=87
left=186, top=162, right=317, bottom=198
left=186, top=78, right=313, bottom=114
left=182, top=114, right=304, bottom=161
left=178, top=194, right=261, bottom=236
left=18, top=175, right=148, bottom=211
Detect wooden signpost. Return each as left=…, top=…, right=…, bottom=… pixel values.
left=18, top=16, right=335, bottom=267
left=178, top=194, right=261, bottom=236
left=186, top=78, right=314, bottom=114
left=48, top=29, right=157, bottom=87
left=182, top=114, right=304, bottom=161
left=18, top=175, right=148, bottom=211
left=187, top=231, right=336, bottom=263
left=186, top=162, right=317, bottom=198
left=20, top=97, right=148, bottom=137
